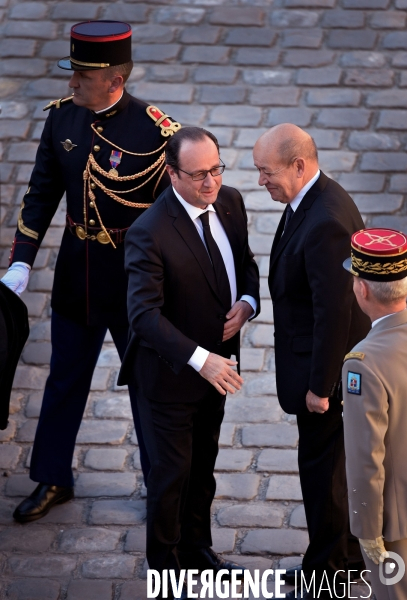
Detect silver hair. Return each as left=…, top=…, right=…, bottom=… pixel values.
left=365, top=276, right=407, bottom=304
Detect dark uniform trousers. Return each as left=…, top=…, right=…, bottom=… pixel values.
left=135, top=354, right=226, bottom=574
left=30, top=311, right=149, bottom=487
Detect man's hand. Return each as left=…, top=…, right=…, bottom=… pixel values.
left=223, top=300, right=253, bottom=342
left=306, top=389, right=329, bottom=413
left=200, top=353, right=243, bottom=395
left=359, top=537, right=389, bottom=565
left=1, top=263, right=30, bottom=296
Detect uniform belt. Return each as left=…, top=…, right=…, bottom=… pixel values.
left=66, top=215, right=129, bottom=245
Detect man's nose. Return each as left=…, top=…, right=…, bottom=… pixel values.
left=258, top=172, right=266, bottom=186
left=69, top=72, right=79, bottom=88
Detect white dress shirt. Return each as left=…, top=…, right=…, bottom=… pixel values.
left=172, top=187, right=257, bottom=371
left=290, top=169, right=320, bottom=212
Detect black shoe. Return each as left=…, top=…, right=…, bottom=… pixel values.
left=178, top=546, right=247, bottom=579
left=13, top=483, right=74, bottom=523
left=284, top=564, right=303, bottom=586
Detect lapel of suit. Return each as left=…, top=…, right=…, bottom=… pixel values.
left=166, top=187, right=220, bottom=300
left=214, top=191, right=241, bottom=268
left=269, top=171, right=329, bottom=272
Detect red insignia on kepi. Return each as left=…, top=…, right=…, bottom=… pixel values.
left=58, top=21, right=132, bottom=71
left=343, top=228, right=407, bottom=281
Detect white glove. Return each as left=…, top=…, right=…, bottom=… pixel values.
left=1, top=262, right=31, bottom=296
left=360, top=537, right=389, bottom=565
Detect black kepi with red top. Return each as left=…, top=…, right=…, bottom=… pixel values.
left=58, top=21, right=132, bottom=71
left=343, top=228, right=407, bottom=281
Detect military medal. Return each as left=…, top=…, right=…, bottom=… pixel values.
left=61, top=139, right=77, bottom=152
left=109, top=150, right=122, bottom=176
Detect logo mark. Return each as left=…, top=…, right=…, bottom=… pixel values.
left=379, top=551, right=405, bottom=586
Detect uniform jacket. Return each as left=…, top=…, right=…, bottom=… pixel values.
left=343, top=310, right=407, bottom=543
left=10, top=90, right=172, bottom=327
left=118, top=185, right=260, bottom=403
left=269, top=171, right=370, bottom=414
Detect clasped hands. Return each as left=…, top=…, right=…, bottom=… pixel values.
left=200, top=300, right=253, bottom=395
left=359, top=537, right=389, bottom=565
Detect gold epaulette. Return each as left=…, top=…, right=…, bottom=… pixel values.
left=344, top=351, right=365, bottom=362
left=43, top=95, right=74, bottom=111
left=146, top=105, right=181, bottom=137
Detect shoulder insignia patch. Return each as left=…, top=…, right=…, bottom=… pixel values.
left=344, top=351, right=365, bottom=362
left=146, top=105, right=181, bottom=137
left=347, top=371, right=362, bottom=395
left=43, top=95, right=74, bottom=111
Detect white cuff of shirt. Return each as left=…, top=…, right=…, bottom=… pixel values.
left=12, top=262, right=31, bottom=270
left=188, top=346, right=210, bottom=372
left=240, top=295, right=257, bottom=318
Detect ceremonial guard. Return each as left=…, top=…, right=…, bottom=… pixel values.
left=342, top=228, right=407, bottom=600
left=0, top=21, right=180, bottom=523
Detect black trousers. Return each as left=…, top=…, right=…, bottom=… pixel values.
left=30, top=311, right=150, bottom=487
left=297, top=401, right=363, bottom=583
left=136, top=379, right=226, bottom=574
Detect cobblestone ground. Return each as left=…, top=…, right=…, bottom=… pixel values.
left=1, top=0, right=406, bottom=597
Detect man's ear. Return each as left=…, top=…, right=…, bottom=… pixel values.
left=359, top=278, right=369, bottom=300
left=295, top=158, right=306, bottom=177
left=166, top=164, right=177, bottom=185
left=109, top=75, right=123, bottom=93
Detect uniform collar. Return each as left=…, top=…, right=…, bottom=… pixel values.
left=93, top=88, right=131, bottom=119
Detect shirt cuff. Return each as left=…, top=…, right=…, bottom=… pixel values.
left=11, top=262, right=31, bottom=271
left=188, top=346, right=210, bottom=372
left=240, top=295, right=257, bottom=318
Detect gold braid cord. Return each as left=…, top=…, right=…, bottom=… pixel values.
left=352, top=254, right=407, bottom=275
left=82, top=128, right=170, bottom=247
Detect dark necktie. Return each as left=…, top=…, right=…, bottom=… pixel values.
left=282, top=204, right=294, bottom=235
left=199, top=211, right=232, bottom=310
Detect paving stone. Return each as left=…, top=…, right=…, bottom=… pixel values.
left=0, top=445, right=21, bottom=470
left=76, top=420, right=128, bottom=444
left=103, top=4, right=148, bottom=22
left=290, top=504, right=307, bottom=528
left=255, top=212, right=288, bottom=234
left=342, top=0, right=389, bottom=6
left=134, top=44, right=181, bottom=63
left=131, top=24, right=175, bottom=44
left=225, top=396, right=282, bottom=424
left=279, top=555, right=303, bottom=569
left=283, top=0, right=335, bottom=6
left=249, top=325, right=275, bottom=349
left=5, top=21, right=57, bottom=39
left=180, top=26, right=221, bottom=45
left=345, top=69, right=394, bottom=87
left=267, top=475, right=302, bottom=500
left=282, top=28, right=323, bottom=49
left=242, top=528, right=309, bottom=555
left=392, top=51, right=407, bottom=67
left=52, top=3, right=100, bottom=20
left=225, top=28, right=276, bottom=47
left=210, top=106, right=262, bottom=127
left=219, top=423, right=236, bottom=447
left=152, top=103, right=206, bottom=126
left=0, top=39, right=37, bottom=57
left=0, top=498, right=21, bottom=524
left=337, top=173, right=385, bottom=192
left=319, top=150, right=357, bottom=172
left=22, top=341, right=52, bottom=365
left=155, top=6, right=204, bottom=24
left=182, top=46, right=230, bottom=65
left=347, top=132, right=400, bottom=151
left=7, top=578, right=61, bottom=600
left=353, top=194, right=403, bottom=214
left=215, top=474, right=260, bottom=500
left=59, top=527, right=120, bottom=553
left=242, top=424, right=298, bottom=448
left=149, top=65, right=188, bottom=83
left=383, top=32, right=407, bottom=49
left=217, top=503, right=285, bottom=528
left=316, top=109, right=371, bottom=129
left=360, top=152, right=407, bottom=171
left=267, top=108, right=313, bottom=127
left=257, top=449, right=298, bottom=473
left=389, top=175, right=407, bottom=193
left=328, top=30, right=377, bottom=49
left=340, top=51, right=386, bottom=68
left=16, top=419, right=38, bottom=442
left=371, top=10, right=406, bottom=28
left=7, top=142, right=38, bottom=163
left=377, top=110, right=407, bottom=130
left=212, top=528, right=237, bottom=553
left=215, top=449, right=253, bottom=471
left=0, top=58, right=47, bottom=78
left=243, top=191, right=281, bottom=212
left=84, top=448, right=127, bottom=471
left=298, top=66, right=343, bottom=86
left=0, top=527, right=55, bottom=552
left=193, top=66, right=238, bottom=84
left=39, top=501, right=84, bottom=524
left=25, top=391, right=43, bottom=418
left=9, top=2, right=48, bottom=19
left=307, top=89, right=361, bottom=106
left=4, top=474, right=37, bottom=497
left=321, top=9, right=364, bottom=27
left=400, top=72, right=407, bottom=87
left=200, top=85, right=247, bottom=104
left=131, top=81, right=194, bottom=103
left=67, top=580, right=113, bottom=600
left=119, top=580, right=147, bottom=600
left=283, top=50, right=335, bottom=67
left=93, top=396, right=132, bottom=419
left=82, top=554, right=136, bottom=579
left=367, top=90, right=407, bottom=107
left=209, top=7, right=265, bottom=26
left=235, top=49, right=280, bottom=66
left=243, top=70, right=291, bottom=86
left=239, top=348, right=266, bottom=372
left=75, top=473, right=137, bottom=497
left=7, top=555, right=77, bottom=577
left=0, top=420, right=16, bottom=442
left=124, top=527, right=146, bottom=552
left=9, top=392, right=24, bottom=416
left=251, top=87, right=300, bottom=107
left=371, top=215, right=407, bottom=231
left=271, top=9, right=319, bottom=27
left=90, top=500, right=146, bottom=525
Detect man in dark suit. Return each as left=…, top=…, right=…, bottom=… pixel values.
left=253, top=124, right=370, bottom=599
left=119, top=126, right=260, bottom=598
left=1, top=21, right=180, bottom=523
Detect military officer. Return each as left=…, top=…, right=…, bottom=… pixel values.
left=342, top=227, right=407, bottom=600
left=0, top=21, right=180, bottom=523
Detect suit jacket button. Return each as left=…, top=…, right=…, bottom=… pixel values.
left=216, top=340, right=222, bottom=346
left=218, top=314, right=225, bottom=321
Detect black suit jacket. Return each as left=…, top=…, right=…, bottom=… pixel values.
left=269, top=172, right=370, bottom=415
left=119, top=185, right=260, bottom=403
